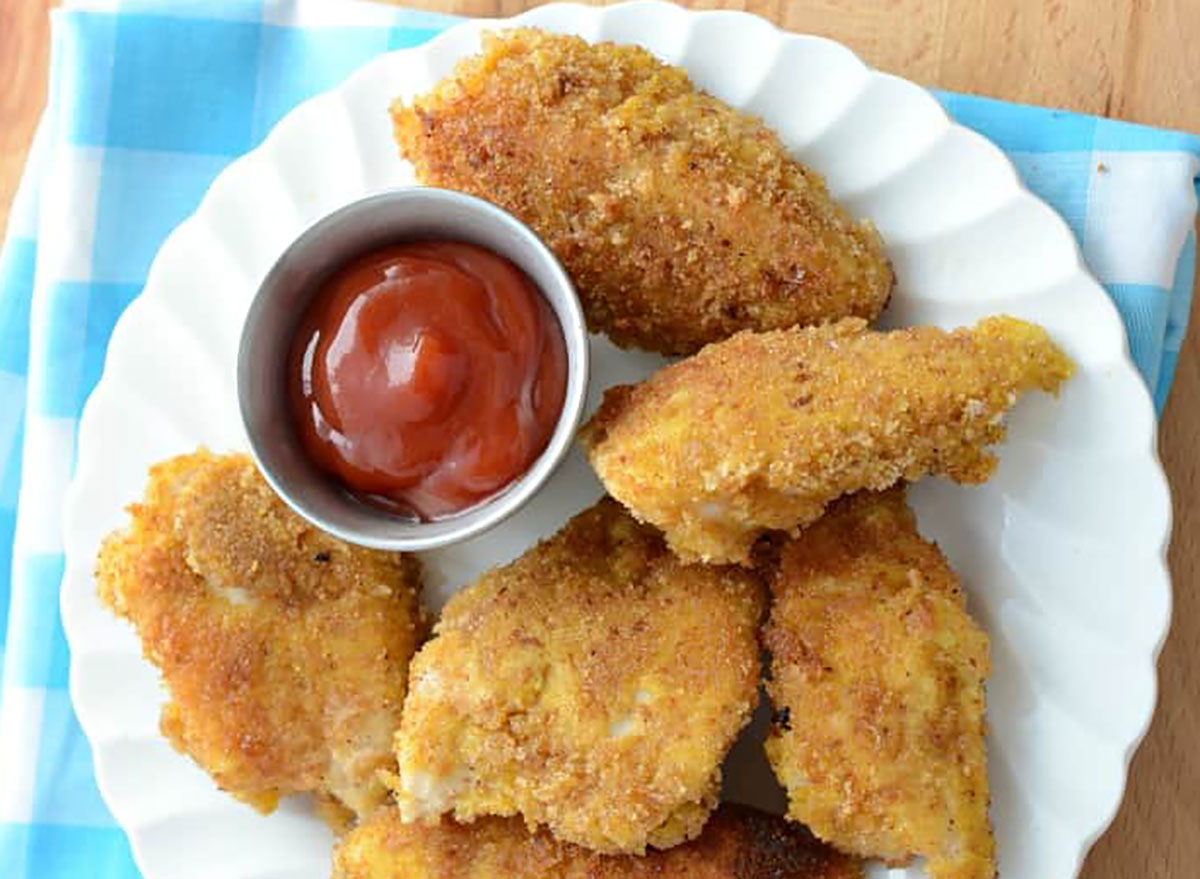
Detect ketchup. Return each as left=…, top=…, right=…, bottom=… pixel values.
left=288, top=241, right=568, bottom=520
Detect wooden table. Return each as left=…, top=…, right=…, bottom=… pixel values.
left=2, top=1, right=1196, bottom=876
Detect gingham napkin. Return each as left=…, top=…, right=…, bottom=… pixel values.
left=0, top=1, right=1197, bottom=876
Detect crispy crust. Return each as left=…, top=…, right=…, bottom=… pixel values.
left=391, top=28, right=893, bottom=355
left=582, top=315, right=1074, bottom=564
left=96, top=451, right=424, bottom=823
left=764, top=488, right=995, bottom=879
left=391, top=498, right=765, bottom=854
left=333, top=804, right=862, bottom=879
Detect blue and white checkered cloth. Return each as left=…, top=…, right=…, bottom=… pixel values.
left=0, top=1, right=1197, bottom=876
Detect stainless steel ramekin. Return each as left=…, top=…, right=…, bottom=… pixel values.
left=238, top=188, right=589, bottom=551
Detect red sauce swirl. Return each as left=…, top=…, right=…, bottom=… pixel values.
left=288, top=241, right=567, bottom=520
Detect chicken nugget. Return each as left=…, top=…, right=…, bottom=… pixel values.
left=391, top=28, right=892, bottom=356
left=764, top=488, right=994, bottom=879
left=333, top=804, right=862, bottom=879
left=582, top=315, right=1073, bottom=564
left=391, top=498, right=764, bottom=854
left=96, top=451, right=424, bottom=824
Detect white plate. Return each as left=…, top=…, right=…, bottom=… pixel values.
left=60, top=3, right=1172, bottom=878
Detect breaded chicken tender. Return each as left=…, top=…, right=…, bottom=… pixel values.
left=764, top=488, right=993, bottom=879
left=391, top=498, right=764, bottom=854
left=333, top=804, right=862, bottom=879
left=96, top=451, right=423, bottom=824
left=391, top=29, right=892, bottom=355
left=582, top=316, right=1073, bottom=564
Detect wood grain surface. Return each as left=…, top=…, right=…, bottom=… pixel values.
left=1, top=2, right=1196, bottom=877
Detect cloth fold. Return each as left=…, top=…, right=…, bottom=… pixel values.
left=0, top=2, right=1197, bottom=877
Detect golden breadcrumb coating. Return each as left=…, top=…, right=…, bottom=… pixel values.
left=391, top=28, right=892, bottom=356
left=582, top=315, right=1073, bottom=564
left=96, top=451, right=423, bottom=824
left=333, top=804, right=862, bottom=879
left=764, top=488, right=994, bottom=879
left=391, top=498, right=764, bottom=854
